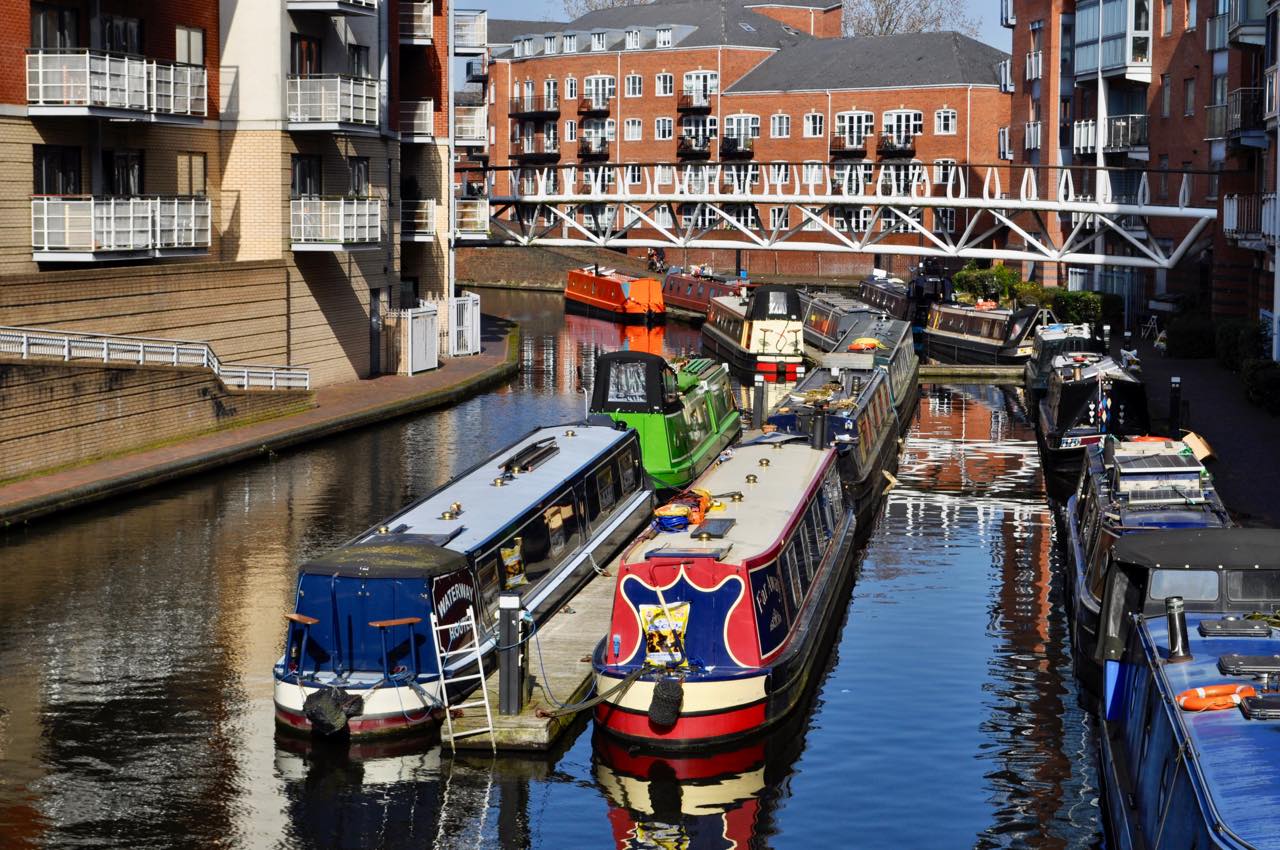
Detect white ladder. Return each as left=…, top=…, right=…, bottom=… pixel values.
left=430, top=606, right=496, bottom=752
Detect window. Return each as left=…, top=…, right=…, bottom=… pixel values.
left=348, top=44, right=370, bottom=77
left=769, top=207, right=789, bottom=229
left=682, top=71, right=719, bottom=96
left=604, top=118, right=616, bottom=140
left=625, top=74, right=642, bottom=97
left=291, top=154, right=321, bottom=196
left=680, top=115, right=716, bottom=139
left=176, top=26, right=204, bottom=66
left=802, top=207, right=822, bottom=231
left=591, top=32, right=607, bottom=51
left=563, top=34, right=577, bottom=52
left=934, top=109, right=957, bottom=135
left=544, top=78, right=558, bottom=103
left=770, top=161, right=792, bottom=184
left=291, top=34, right=322, bottom=75
left=103, top=149, right=143, bottom=195
left=564, top=120, right=577, bottom=141
left=626, top=30, right=640, bottom=49
left=1160, top=74, right=1171, bottom=116
left=933, top=159, right=957, bottom=185
left=883, top=109, right=924, bottom=141
left=724, top=114, right=760, bottom=139
left=1162, top=0, right=1172, bottom=34
left=512, top=40, right=523, bottom=58
left=102, top=13, right=141, bottom=54
left=348, top=157, right=369, bottom=196
left=178, top=151, right=207, bottom=195
left=654, top=165, right=673, bottom=185
left=31, top=2, right=78, bottom=48
left=723, top=163, right=759, bottom=189
left=565, top=76, right=578, bottom=99
left=584, top=74, right=616, bottom=104
left=656, top=73, right=674, bottom=96
left=655, top=206, right=674, bottom=227
left=770, top=114, right=790, bottom=138
left=544, top=36, right=557, bottom=54
left=1183, top=77, right=1195, bottom=115
left=1186, top=0, right=1197, bottom=29
left=802, top=161, right=823, bottom=186
left=1150, top=570, right=1219, bottom=602
left=803, top=113, right=824, bottom=137
left=655, top=117, right=673, bottom=139
left=834, top=111, right=874, bottom=144
left=657, top=27, right=672, bottom=47
left=544, top=121, right=558, bottom=148
left=32, top=144, right=80, bottom=194
left=624, top=118, right=642, bottom=140
left=934, top=208, right=956, bottom=233
left=625, top=163, right=642, bottom=185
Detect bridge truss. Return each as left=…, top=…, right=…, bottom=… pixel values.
left=466, top=161, right=1217, bottom=270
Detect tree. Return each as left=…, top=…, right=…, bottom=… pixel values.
left=843, top=0, right=980, bottom=37
left=561, top=0, right=652, bottom=20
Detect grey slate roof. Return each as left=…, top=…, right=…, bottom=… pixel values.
left=725, top=31, right=1011, bottom=92
left=488, top=18, right=569, bottom=46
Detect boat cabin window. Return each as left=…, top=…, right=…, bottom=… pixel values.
left=662, top=370, right=679, bottom=406
left=768, top=291, right=788, bottom=315
left=1086, top=528, right=1118, bottom=601
left=486, top=485, right=586, bottom=593
left=1226, top=570, right=1280, bottom=603
left=1149, top=569, right=1219, bottom=603
left=607, top=361, right=648, bottom=404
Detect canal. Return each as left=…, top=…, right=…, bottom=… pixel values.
left=0, top=290, right=1100, bottom=849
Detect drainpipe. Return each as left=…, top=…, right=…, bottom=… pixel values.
left=966, top=84, right=972, bottom=242
left=447, top=2, right=457, bottom=300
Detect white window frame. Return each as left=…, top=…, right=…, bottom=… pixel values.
left=770, top=113, right=790, bottom=138
left=565, top=76, right=578, bottom=99
left=803, top=112, right=825, bottom=137
left=654, top=164, right=674, bottom=185
left=544, top=36, right=557, bottom=55
left=625, top=30, right=640, bottom=50
left=656, top=27, right=672, bottom=48
left=625, top=74, right=642, bottom=97
left=625, top=163, right=642, bottom=185
left=934, top=109, right=957, bottom=135
left=769, top=206, right=789, bottom=230
left=933, top=158, right=957, bottom=185
left=176, top=26, right=204, bottom=65
left=834, top=111, right=874, bottom=144
left=584, top=74, right=616, bottom=104
left=934, top=207, right=956, bottom=233
left=655, top=116, right=674, bottom=140
left=802, top=160, right=823, bottom=186
left=591, top=32, right=607, bottom=51
left=563, top=34, right=577, bottom=52
left=682, top=70, right=719, bottom=95
left=564, top=120, right=577, bottom=142
left=769, top=161, right=792, bottom=185
left=655, top=205, right=674, bottom=227
left=624, top=118, right=642, bottom=140
left=724, top=114, right=760, bottom=139
left=656, top=73, right=674, bottom=96
left=884, top=109, right=924, bottom=142
left=803, top=206, right=823, bottom=231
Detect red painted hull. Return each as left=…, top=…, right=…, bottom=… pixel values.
left=566, top=269, right=665, bottom=320
left=593, top=699, right=768, bottom=746
left=274, top=705, right=437, bottom=738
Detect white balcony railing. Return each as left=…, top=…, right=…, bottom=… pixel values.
left=1224, top=193, right=1268, bottom=246
left=1073, top=119, right=1097, bottom=153
left=31, top=196, right=212, bottom=257
left=1262, top=193, right=1279, bottom=244
left=400, top=99, right=435, bottom=139
left=1000, top=0, right=1016, bottom=26
left=286, top=75, right=379, bottom=127
left=1266, top=66, right=1278, bottom=120
left=454, top=105, right=487, bottom=143
left=1024, top=120, right=1042, bottom=149
left=290, top=198, right=382, bottom=246
left=455, top=199, right=489, bottom=236
left=997, top=127, right=1012, bottom=160
left=399, top=1, right=434, bottom=41
left=402, top=200, right=436, bottom=240
left=1025, top=50, right=1043, bottom=80
left=26, top=49, right=207, bottom=118
left=454, top=10, right=487, bottom=50
left=998, top=58, right=1014, bottom=93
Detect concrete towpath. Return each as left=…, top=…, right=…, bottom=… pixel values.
left=0, top=317, right=520, bottom=528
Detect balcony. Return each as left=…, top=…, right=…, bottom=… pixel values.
left=287, top=0, right=377, bottom=15
left=578, top=137, right=611, bottom=159
left=401, top=200, right=436, bottom=242
left=455, top=199, right=489, bottom=239
left=1103, top=113, right=1148, bottom=153
left=466, top=58, right=487, bottom=82
left=1264, top=194, right=1279, bottom=245
left=1222, top=193, right=1277, bottom=248
left=400, top=99, right=435, bottom=142
left=31, top=195, right=211, bottom=262
left=1072, top=0, right=1152, bottom=82
left=511, top=137, right=560, bottom=161
left=399, top=1, right=434, bottom=43
left=829, top=134, right=868, bottom=157
left=1000, top=0, right=1015, bottom=26
left=997, top=58, right=1015, bottom=93
left=577, top=96, right=612, bottom=116
left=1073, top=119, right=1098, bottom=153
left=286, top=75, right=379, bottom=133
left=26, top=49, right=207, bottom=121
left=454, top=105, right=487, bottom=146
left=877, top=133, right=915, bottom=158
left=1024, top=121, right=1041, bottom=150
left=720, top=136, right=754, bottom=158
left=1267, top=66, right=1279, bottom=128
left=509, top=95, right=559, bottom=117
left=677, top=90, right=713, bottom=112
left=454, top=10, right=487, bottom=55
left=1227, top=0, right=1266, bottom=45
left=676, top=134, right=713, bottom=159
left=1226, top=87, right=1266, bottom=147
left=1025, top=50, right=1043, bottom=81
left=1206, top=13, right=1228, bottom=50
left=290, top=198, right=382, bottom=251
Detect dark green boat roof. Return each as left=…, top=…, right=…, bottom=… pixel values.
left=301, top=533, right=468, bottom=579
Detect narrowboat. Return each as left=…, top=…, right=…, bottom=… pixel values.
left=590, top=351, right=741, bottom=491
left=923, top=302, right=1049, bottom=365
left=855, top=273, right=913, bottom=322
left=592, top=435, right=857, bottom=747
left=1039, top=354, right=1149, bottom=462
left=565, top=266, right=665, bottom=323
left=273, top=424, right=654, bottom=738
left=700, top=285, right=805, bottom=382
left=1023, top=323, right=1104, bottom=401
left=797, top=289, right=880, bottom=354
left=660, top=266, right=746, bottom=321
left=1094, top=529, right=1280, bottom=850
left=1065, top=437, right=1232, bottom=696
left=829, top=311, right=920, bottom=425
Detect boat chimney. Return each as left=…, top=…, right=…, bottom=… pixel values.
left=752, top=375, right=766, bottom=429
left=1103, top=325, right=1112, bottom=350
left=1073, top=365, right=1083, bottom=382
left=810, top=405, right=828, bottom=450
left=1165, top=596, right=1193, bottom=664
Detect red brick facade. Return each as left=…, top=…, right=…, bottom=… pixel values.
left=746, top=4, right=843, bottom=38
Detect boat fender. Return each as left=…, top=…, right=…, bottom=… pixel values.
left=1176, top=684, right=1257, bottom=711
left=303, top=686, right=365, bottom=735
left=648, top=676, right=684, bottom=727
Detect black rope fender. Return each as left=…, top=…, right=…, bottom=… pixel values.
left=535, top=665, right=647, bottom=718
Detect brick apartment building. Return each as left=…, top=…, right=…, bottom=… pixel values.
left=3, top=0, right=460, bottom=388
left=1005, top=0, right=1276, bottom=329
left=470, top=0, right=1011, bottom=278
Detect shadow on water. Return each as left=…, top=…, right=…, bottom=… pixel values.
left=0, top=291, right=1100, bottom=849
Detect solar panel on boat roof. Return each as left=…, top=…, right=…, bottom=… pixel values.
left=1125, top=486, right=1207, bottom=505
left=1115, top=453, right=1203, bottom=473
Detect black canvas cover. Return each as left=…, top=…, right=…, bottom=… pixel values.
left=747, top=286, right=802, bottom=321
left=1112, top=529, right=1280, bottom=571
left=591, top=351, right=678, bottom=414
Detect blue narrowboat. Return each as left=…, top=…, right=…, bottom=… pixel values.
left=1023, top=322, right=1104, bottom=401
left=273, top=424, right=654, bottom=737
left=797, top=289, right=879, bottom=354
left=1038, top=353, right=1149, bottom=463
left=1095, top=529, right=1280, bottom=850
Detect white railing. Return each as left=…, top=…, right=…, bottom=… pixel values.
left=1223, top=193, right=1264, bottom=239
left=399, top=0, right=434, bottom=40
left=1263, top=193, right=1279, bottom=244
left=1073, top=119, right=1097, bottom=153
left=449, top=293, right=482, bottom=356
left=31, top=196, right=212, bottom=255
left=1024, top=121, right=1041, bottom=149
left=997, top=127, right=1012, bottom=160
left=26, top=50, right=208, bottom=117
left=454, top=10, right=487, bottom=50
left=454, top=105, right=487, bottom=142
left=1266, top=66, right=1278, bottom=119
left=0, top=326, right=309, bottom=390
left=998, top=59, right=1014, bottom=93
left=1066, top=267, right=1089, bottom=290
left=1070, top=196, right=1097, bottom=230
left=290, top=198, right=382, bottom=245
left=287, top=75, right=379, bottom=126
left=455, top=199, right=488, bottom=235
left=400, top=99, right=435, bottom=138
left=1025, top=50, right=1043, bottom=80
left=402, top=200, right=436, bottom=238
left=1104, top=113, right=1149, bottom=149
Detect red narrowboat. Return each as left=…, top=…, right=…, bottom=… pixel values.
left=660, top=266, right=748, bottom=320
left=566, top=266, right=665, bottom=324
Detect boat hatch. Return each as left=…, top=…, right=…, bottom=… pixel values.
left=1113, top=454, right=1207, bottom=505
left=643, top=544, right=733, bottom=561
left=1218, top=654, right=1280, bottom=676
left=500, top=437, right=559, bottom=474
left=1198, top=618, right=1273, bottom=638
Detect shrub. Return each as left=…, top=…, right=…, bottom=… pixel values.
left=1165, top=314, right=1217, bottom=359
left=1213, top=319, right=1267, bottom=371
left=1013, top=280, right=1048, bottom=307
left=1050, top=290, right=1103, bottom=324
left=1242, top=358, right=1280, bottom=415
left=952, top=262, right=1023, bottom=303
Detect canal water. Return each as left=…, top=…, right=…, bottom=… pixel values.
left=0, top=290, right=1100, bottom=849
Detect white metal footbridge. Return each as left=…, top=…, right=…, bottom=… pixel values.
left=459, top=162, right=1217, bottom=270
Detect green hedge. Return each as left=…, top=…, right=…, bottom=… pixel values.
left=1165, top=314, right=1217, bottom=359
left=1242, top=358, right=1280, bottom=415
left=951, top=262, right=1023, bottom=302
left=1215, top=319, right=1267, bottom=372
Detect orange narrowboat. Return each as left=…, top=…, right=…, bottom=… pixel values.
left=565, top=266, right=666, bottom=324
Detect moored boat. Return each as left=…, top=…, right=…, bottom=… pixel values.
left=590, top=351, right=741, bottom=491
left=855, top=273, right=912, bottom=322
left=1023, top=323, right=1104, bottom=401
left=1094, top=529, right=1280, bottom=850
left=566, top=266, right=665, bottom=323
left=660, top=266, right=746, bottom=320
left=273, top=424, right=654, bottom=738
left=797, top=289, right=878, bottom=354
left=700, top=285, right=805, bottom=382
left=829, top=311, right=920, bottom=425
left=1039, top=353, right=1148, bottom=462
left=923, top=302, right=1049, bottom=365
left=592, top=435, right=856, bottom=748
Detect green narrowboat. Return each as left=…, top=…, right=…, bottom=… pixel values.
left=590, top=351, right=741, bottom=491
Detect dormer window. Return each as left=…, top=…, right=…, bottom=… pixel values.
left=513, top=41, right=523, bottom=57
left=563, top=34, right=577, bottom=52
left=545, top=35, right=557, bottom=54
left=591, top=32, right=607, bottom=51
left=523, top=38, right=534, bottom=55
left=656, top=27, right=672, bottom=48
left=625, top=30, right=640, bottom=49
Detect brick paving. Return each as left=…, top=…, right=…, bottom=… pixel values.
left=0, top=318, right=520, bottom=527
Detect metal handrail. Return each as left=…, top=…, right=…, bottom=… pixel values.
left=0, top=325, right=309, bottom=390
left=1227, top=87, right=1263, bottom=133
left=31, top=195, right=212, bottom=253
left=509, top=94, right=559, bottom=114
left=399, top=0, right=434, bottom=39
left=454, top=10, right=487, bottom=48
left=454, top=105, right=487, bottom=141
left=400, top=99, right=435, bottom=137
left=26, top=48, right=207, bottom=117
left=289, top=197, right=382, bottom=244
left=402, top=200, right=436, bottom=235
left=286, top=74, right=379, bottom=126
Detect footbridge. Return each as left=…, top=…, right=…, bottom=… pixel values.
left=460, top=162, right=1217, bottom=270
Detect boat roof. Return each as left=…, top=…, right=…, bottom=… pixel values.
left=1037, top=322, right=1094, bottom=340
left=578, top=266, right=638, bottom=283
left=301, top=534, right=468, bottom=579
left=635, top=437, right=832, bottom=566
left=1145, top=613, right=1280, bottom=847
left=1049, top=354, right=1140, bottom=382
left=861, top=276, right=908, bottom=292
left=357, top=425, right=635, bottom=554
left=801, top=290, right=871, bottom=313
left=1114, top=528, right=1280, bottom=570
left=776, top=365, right=887, bottom=416
left=832, top=311, right=912, bottom=352
left=935, top=301, right=1018, bottom=317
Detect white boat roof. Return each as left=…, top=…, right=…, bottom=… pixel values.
left=634, top=437, right=832, bottom=566
left=1051, top=354, right=1139, bottom=381
left=359, top=424, right=633, bottom=554
left=1037, top=323, right=1093, bottom=340
left=711, top=293, right=749, bottom=317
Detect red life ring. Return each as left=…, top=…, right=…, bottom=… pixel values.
left=1132, top=435, right=1172, bottom=443
left=1176, top=684, right=1256, bottom=711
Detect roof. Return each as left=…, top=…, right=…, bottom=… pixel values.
left=488, top=17, right=568, bottom=46
left=1113, top=529, right=1280, bottom=570
left=726, top=30, right=1010, bottom=92
left=301, top=535, right=467, bottom=579
left=744, top=0, right=840, bottom=8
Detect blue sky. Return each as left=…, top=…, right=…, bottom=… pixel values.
left=472, top=0, right=1011, bottom=51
